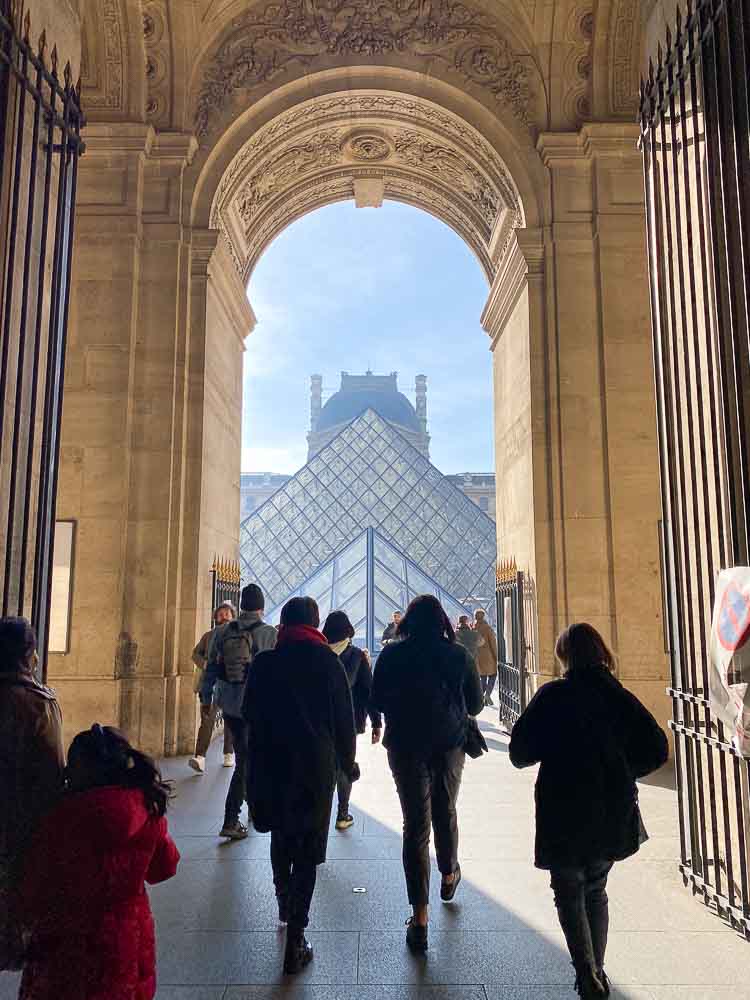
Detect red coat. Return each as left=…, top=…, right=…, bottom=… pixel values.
left=20, top=786, right=180, bottom=1000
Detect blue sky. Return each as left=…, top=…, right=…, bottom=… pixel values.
left=242, top=201, right=494, bottom=475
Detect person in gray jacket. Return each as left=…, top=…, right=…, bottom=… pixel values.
left=203, top=583, right=277, bottom=840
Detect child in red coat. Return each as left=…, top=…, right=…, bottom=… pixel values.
left=20, top=724, right=180, bottom=1000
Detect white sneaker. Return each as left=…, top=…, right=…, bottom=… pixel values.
left=188, top=755, right=205, bottom=773
left=223, top=753, right=235, bottom=768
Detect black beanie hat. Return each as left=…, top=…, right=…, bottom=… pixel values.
left=241, top=583, right=264, bottom=612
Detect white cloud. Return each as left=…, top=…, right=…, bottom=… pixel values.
left=242, top=444, right=307, bottom=474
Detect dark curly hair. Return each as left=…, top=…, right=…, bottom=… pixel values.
left=67, top=725, right=173, bottom=816
left=397, top=594, right=455, bottom=643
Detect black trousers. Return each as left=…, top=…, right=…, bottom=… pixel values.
left=271, top=830, right=318, bottom=930
left=480, top=675, right=496, bottom=698
left=223, top=715, right=248, bottom=826
left=336, top=769, right=352, bottom=816
left=388, top=747, right=465, bottom=906
left=549, top=861, right=613, bottom=974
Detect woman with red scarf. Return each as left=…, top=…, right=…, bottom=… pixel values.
left=242, top=597, right=358, bottom=975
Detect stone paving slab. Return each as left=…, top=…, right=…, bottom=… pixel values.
left=2, top=706, right=749, bottom=1000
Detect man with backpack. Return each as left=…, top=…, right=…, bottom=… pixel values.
left=204, top=583, right=277, bottom=840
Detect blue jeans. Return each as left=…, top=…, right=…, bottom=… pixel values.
left=549, top=861, right=613, bottom=973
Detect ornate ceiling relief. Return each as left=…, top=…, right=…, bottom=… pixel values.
left=561, top=5, right=594, bottom=125
left=210, top=92, right=523, bottom=282
left=610, top=0, right=640, bottom=115
left=142, top=1, right=173, bottom=126
left=193, top=0, right=534, bottom=138
left=80, top=0, right=125, bottom=110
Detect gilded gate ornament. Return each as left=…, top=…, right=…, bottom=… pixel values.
left=194, top=0, right=531, bottom=137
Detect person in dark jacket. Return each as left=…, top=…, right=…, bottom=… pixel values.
left=0, top=617, right=64, bottom=971
left=381, top=611, right=402, bottom=646
left=509, top=623, right=668, bottom=1000
left=243, top=597, right=358, bottom=975
left=371, top=594, right=483, bottom=953
left=322, top=610, right=382, bottom=830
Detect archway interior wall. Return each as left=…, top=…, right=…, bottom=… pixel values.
left=52, top=0, right=668, bottom=753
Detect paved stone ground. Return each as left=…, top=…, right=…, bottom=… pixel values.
left=2, top=706, right=749, bottom=999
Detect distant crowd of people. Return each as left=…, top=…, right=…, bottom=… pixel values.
left=0, top=586, right=668, bottom=999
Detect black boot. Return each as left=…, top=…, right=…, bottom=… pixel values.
left=283, top=927, right=314, bottom=974
left=405, top=917, right=428, bottom=953
left=574, top=966, right=607, bottom=999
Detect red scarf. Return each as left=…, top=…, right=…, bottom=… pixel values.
left=276, top=624, right=329, bottom=647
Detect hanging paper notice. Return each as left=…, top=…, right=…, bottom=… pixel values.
left=709, top=568, right=750, bottom=757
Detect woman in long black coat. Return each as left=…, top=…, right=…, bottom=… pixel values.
left=243, top=597, right=358, bottom=975
left=509, top=623, right=668, bottom=1000
left=371, top=594, right=483, bottom=953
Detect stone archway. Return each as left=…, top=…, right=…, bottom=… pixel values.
left=50, top=0, right=669, bottom=757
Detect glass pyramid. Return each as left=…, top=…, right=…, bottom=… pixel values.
left=262, top=527, right=476, bottom=654
left=240, top=408, right=497, bottom=640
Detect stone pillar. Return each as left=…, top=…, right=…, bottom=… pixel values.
left=53, top=124, right=253, bottom=755
left=484, top=124, right=670, bottom=730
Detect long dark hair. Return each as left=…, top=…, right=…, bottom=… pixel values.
left=67, top=725, right=173, bottom=816
left=397, top=594, right=455, bottom=643
left=0, top=616, right=36, bottom=674
left=555, top=623, right=615, bottom=676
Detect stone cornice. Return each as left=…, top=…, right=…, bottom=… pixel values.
left=482, top=227, right=545, bottom=347
left=206, top=232, right=256, bottom=345
left=79, top=123, right=156, bottom=157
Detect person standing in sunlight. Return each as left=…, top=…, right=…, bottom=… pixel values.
left=509, top=623, right=668, bottom=1000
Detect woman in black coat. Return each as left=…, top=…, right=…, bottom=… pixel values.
left=322, top=611, right=383, bottom=830
left=243, top=597, right=358, bottom=975
left=509, top=623, right=668, bottom=1000
left=371, top=594, right=484, bottom=953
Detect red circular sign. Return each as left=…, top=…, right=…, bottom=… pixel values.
left=718, top=581, right=750, bottom=652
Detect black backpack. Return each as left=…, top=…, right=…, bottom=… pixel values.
left=219, top=620, right=263, bottom=683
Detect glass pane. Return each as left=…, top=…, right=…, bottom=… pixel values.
left=335, top=566, right=367, bottom=607
left=374, top=533, right=405, bottom=578
left=336, top=533, right=367, bottom=577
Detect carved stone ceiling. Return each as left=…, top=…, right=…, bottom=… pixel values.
left=211, top=92, right=523, bottom=282
left=193, top=0, right=537, bottom=140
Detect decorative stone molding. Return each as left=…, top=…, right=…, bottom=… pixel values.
left=610, top=0, right=640, bottom=115
left=80, top=0, right=125, bottom=110
left=210, top=91, right=523, bottom=281
left=193, top=0, right=532, bottom=138
left=481, top=228, right=544, bottom=346
left=142, top=0, right=173, bottom=126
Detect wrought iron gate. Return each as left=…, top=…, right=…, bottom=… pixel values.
left=495, top=559, right=526, bottom=727
left=0, top=4, right=83, bottom=674
left=640, top=0, right=750, bottom=935
left=210, top=556, right=241, bottom=624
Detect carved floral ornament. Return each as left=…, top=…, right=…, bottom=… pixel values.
left=210, top=93, right=523, bottom=282
left=193, top=0, right=534, bottom=138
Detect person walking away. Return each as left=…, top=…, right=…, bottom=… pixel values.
left=371, top=595, right=483, bottom=953
left=473, top=609, right=498, bottom=706
left=19, top=724, right=179, bottom=1000
left=0, top=618, right=64, bottom=972
left=455, top=614, right=484, bottom=668
left=189, top=601, right=236, bottom=773
left=509, top=623, right=668, bottom=999
left=243, top=597, right=358, bottom=975
left=205, top=583, right=277, bottom=841
left=381, top=611, right=402, bottom=646
left=322, top=610, right=382, bottom=830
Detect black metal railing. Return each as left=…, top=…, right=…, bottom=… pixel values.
left=210, top=556, right=241, bottom=624
left=640, top=0, right=750, bottom=937
left=495, top=559, right=527, bottom=728
left=0, top=3, right=84, bottom=676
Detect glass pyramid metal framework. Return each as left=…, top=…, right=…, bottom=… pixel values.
left=239, top=408, right=497, bottom=652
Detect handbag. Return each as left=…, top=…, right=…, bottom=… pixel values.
left=464, top=716, right=488, bottom=759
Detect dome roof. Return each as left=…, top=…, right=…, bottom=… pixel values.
left=317, top=387, right=421, bottom=434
